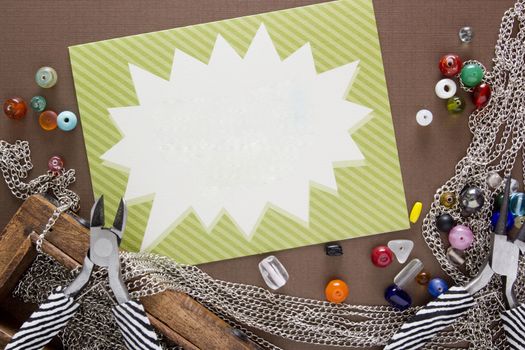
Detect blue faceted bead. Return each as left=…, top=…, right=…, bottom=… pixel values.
left=510, top=193, right=525, bottom=216
left=490, top=211, right=514, bottom=232
left=428, top=278, right=449, bottom=298
left=384, top=284, right=412, bottom=311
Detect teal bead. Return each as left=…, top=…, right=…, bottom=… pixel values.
left=460, top=63, right=484, bottom=87
left=35, top=66, right=58, bottom=88
left=30, top=96, right=46, bottom=112
left=57, top=111, right=78, bottom=131
left=510, top=193, right=525, bottom=216
left=447, top=96, right=465, bottom=114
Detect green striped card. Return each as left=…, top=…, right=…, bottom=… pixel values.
left=69, top=0, right=408, bottom=265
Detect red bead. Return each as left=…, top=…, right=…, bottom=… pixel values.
left=439, top=54, right=462, bottom=77
left=3, top=97, right=27, bottom=120
left=473, top=83, right=491, bottom=109
left=48, top=156, right=64, bottom=173
left=371, top=245, right=393, bottom=267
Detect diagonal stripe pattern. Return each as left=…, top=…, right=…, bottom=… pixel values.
left=112, top=300, right=161, bottom=350
left=501, top=304, right=525, bottom=350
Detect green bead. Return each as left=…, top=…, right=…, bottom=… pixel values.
left=447, top=96, right=465, bottom=114
left=495, top=192, right=505, bottom=210
left=30, top=96, right=46, bottom=112
left=460, top=63, right=484, bottom=87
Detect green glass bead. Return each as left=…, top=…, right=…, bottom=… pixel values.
left=447, top=96, right=465, bottom=114
left=495, top=192, right=505, bottom=210
left=460, top=63, right=484, bottom=87
left=30, top=96, right=46, bottom=112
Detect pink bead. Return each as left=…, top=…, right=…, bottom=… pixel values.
left=48, top=155, right=64, bottom=173
left=448, top=225, right=474, bottom=250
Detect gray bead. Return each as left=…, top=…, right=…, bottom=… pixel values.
left=459, top=26, right=474, bottom=43
left=459, top=186, right=484, bottom=216
left=447, top=247, right=465, bottom=266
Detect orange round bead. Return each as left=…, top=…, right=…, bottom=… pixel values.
left=325, top=279, right=349, bottom=303
left=3, top=97, right=27, bottom=120
left=39, top=110, right=58, bottom=131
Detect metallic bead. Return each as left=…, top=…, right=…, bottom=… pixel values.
left=258, top=255, right=288, bottom=290
left=459, top=186, right=484, bottom=216
left=416, top=271, right=431, bottom=285
left=325, top=243, right=343, bottom=256
left=447, top=247, right=465, bottom=266
left=459, top=26, right=474, bottom=43
left=440, top=192, right=457, bottom=208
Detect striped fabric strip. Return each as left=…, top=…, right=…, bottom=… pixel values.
left=112, top=300, right=161, bottom=350
left=501, top=304, right=525, bottom=350
left=385, top=286, right=476, bottom=350
left=6, top=287, right=79, bottom=350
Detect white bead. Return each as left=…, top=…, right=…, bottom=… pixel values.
left=435, top=78, right=457, bottom=99
left=416, top=109, right=433, bottom=126
left=511, top=178, right=519, bottom=193
left=388, top=239, right=414, bottom=264
left=487, top=172, right=502, bottom=189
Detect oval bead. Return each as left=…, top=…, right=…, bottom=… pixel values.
left=409, top=202, right=423, bottom=223
left=371, top=245, right=394, bottom=267
left=473, top=83, right=491, bottom=109
left=448, top=225, right=474, bottom=250
left=416, top=271, right=431, bottom=285
left=57, top=111, right=78, bottom=131
left=440, top=192, right=457, bottom=208
left=460, top=63, right=484, bottom=87
left=39, top=110, right=58, bottom=131
left=435, top=79, right=457, bottom=99
left=416, top=109, right=433, bottom=126
left=30, top=96, right=47, bottom=112
left=438, top=54, right=462, bottom=77
left=325, top=279, right=349, bottom=303
left=446, top=96, right=465, bottom=114
left=3, top=97, right=27, bottom=120
left=428, top=278, right=449, bottom=298
left=35, top=66, right=58, bottom=88
left=436, top=213, right=455, bottom=233
left=459, top=186, right=484, bottom=216
left=384, top=284, right=412, bottom=311
left=490, top=211, right=514, bottom=232
left=48, top=155, right=64, bottom=173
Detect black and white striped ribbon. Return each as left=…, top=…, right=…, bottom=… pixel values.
left=385, top=286, right=476, bottom=350
left=5, top=286, right=79, bottom=350
left=501, top=304, right=525, bottom=350
left=112, top=300, right=161, bottom=350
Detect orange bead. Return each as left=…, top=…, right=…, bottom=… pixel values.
left=39, top=110, right=58, bottom=131
left=325, top=279, right=349, bottom=303
left=3, top=97, right=27, bottom=120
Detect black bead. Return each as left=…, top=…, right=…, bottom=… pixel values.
left=325, top=243, right=343, bottom=256
left=436, top=214, right=455, bottom=233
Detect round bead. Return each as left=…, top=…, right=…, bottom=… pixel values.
left=428, top=278, right=449, bottom=298
left=460, top=63, right=484, bottom=87
left=30, top=96, right=47, bottom=112
left=416, top=109, right=433, bottom=126
left=48, top=156, right=64, bottom=173
left=459, top=186, right=484, bottom=216
left=448, top=225, right=474, bottom=250
left=39, top=110, right=58, bottom=131
left=57, top=111, right=78, bottom=131
left=325, top=279, right=349, bottom=303
left=436, top=213, right=455, bottom=233
left=384, top=284, right=412, bottom=310
left=416, top=271, right=431, bottom=285
left=487, top=172, right=502, bottom=189
left=435, top=79, right=457, bottom=99
left=35, top=66, right=58, bottom=88
left=473, top=83, right=491, bottom=109
left=447, top=247, right=465, bottom=266
left=514, top=216, right=525, bottom=229
left=440, top=192, right=457, bottom=208
left=446, top=96, right=465, bottom=114
left=459, top=26, right=474, bottom=43
left=510, top=193, right=525, bottom=216
left=371, top=245, right=394, bottom=267
left=490, top=211, right=514, bottom=232
left=438, top=54, right=462, bottom=77
left=3, top=97, right=27, bottom=120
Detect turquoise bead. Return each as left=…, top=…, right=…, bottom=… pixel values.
left=30, top=96, right=46, bottom=112
left=460, top=63, right=484, bottom=87
left=510, top=193, right=525, bottom=216
left=57, top=111, right=78, bottom=131
left=35, top=67, right=58, bottom=88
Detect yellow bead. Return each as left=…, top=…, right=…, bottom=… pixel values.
left=409, top=201, right=423, bottom=223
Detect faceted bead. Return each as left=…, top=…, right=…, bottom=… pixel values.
left=440, top=192, right=457, bottom=208
left=48, top=155, right=64, bottom=173
left=487, top=172, right=502, bottom=189
left=325, top=279, right=349, bottom=303
left=394, top=258, right=423, bottom=288
left=459, top=186, right=484, bottom=216
left=447, top=246, right=465, bottom=266
left=3, top=97, right=27, bottom=120
left=388, top=240, right=414, bottom=264
left=384, top=284, right=412, bottom=311
left=505, top=178, right=520, bottom=193
left=39, top=110, right=58, bottom=131
left=459, top=26, right=474, bottom=43
left=438, top=54, right=462, bottom=77
left=460, top=63, right=484, bottom=87
left=325, top=243, right=343, bottom=256
left=448, top=225, right=474, bottom=250
left=436, top=213, right=455, bottom=233
left=435, top=79, right=457, bottom=99
left=514, top=216, right=525, bottom=230
left=30, top=96, right=47, bottom=112
left=416, top=109, right=433, bottom=126
left=371, top=245, right=394, bottom=267
left=409, top=201, right=422, bottom=223
left=416, top=271, right=431, bottom=285
left=490, top=211, right=514, bottom=232
left=57, top=111, right=78, bottom=131
left=428, top=278, right=449, bottom=298
left=35, top=66, right=58, bottom=88
left=510, top=193, right=525, bottom=216
left=473, top=83, right=491, bottom=109
left=258, top=255, right=289, bottom=290
left=446, top=96, right=465, bottom=114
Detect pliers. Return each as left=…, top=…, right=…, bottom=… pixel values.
left=6, top=196, right=161, bottom=350
left=386, top=177, right=525, bottom=350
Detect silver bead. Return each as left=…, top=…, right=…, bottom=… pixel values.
left=447, top=247, right=465, bottom=266
left=487, top=172, right=502, bottom=189
left=459, top=186, right=484, bottom=216
left=459, top=26, right=474, bottom=43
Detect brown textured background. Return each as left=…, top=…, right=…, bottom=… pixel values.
left=0, top=0, right=516, bottom=349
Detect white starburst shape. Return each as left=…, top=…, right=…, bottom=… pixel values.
left=101, top=24, right=372, bottom=250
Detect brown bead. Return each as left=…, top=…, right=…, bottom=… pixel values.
left=440, top=192, right=457, bottom=208
left=3, top=97, right=27, bottom=120
left=416, top=271, right=431, bottom=285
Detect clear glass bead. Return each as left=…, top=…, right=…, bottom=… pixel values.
left=459, top=26, right=474, bottom=43
left=258, top=255, right=289, bottom=290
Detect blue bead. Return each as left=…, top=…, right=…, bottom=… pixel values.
left=428, top=278, right=449, bottom=298
left=490, top=211, right=514, bottom=232
left=384, top=284, right=412, bottom=311
left=510, top=193, right=525, bottom=216
left=57, top=111, right=78, bottom=131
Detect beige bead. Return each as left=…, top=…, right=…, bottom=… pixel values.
left=487, top=172, right=502, bottom=189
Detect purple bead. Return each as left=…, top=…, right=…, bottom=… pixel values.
left=384, top=284, right=412, bottom=311
left=448, top=225, right=474, bottom=250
